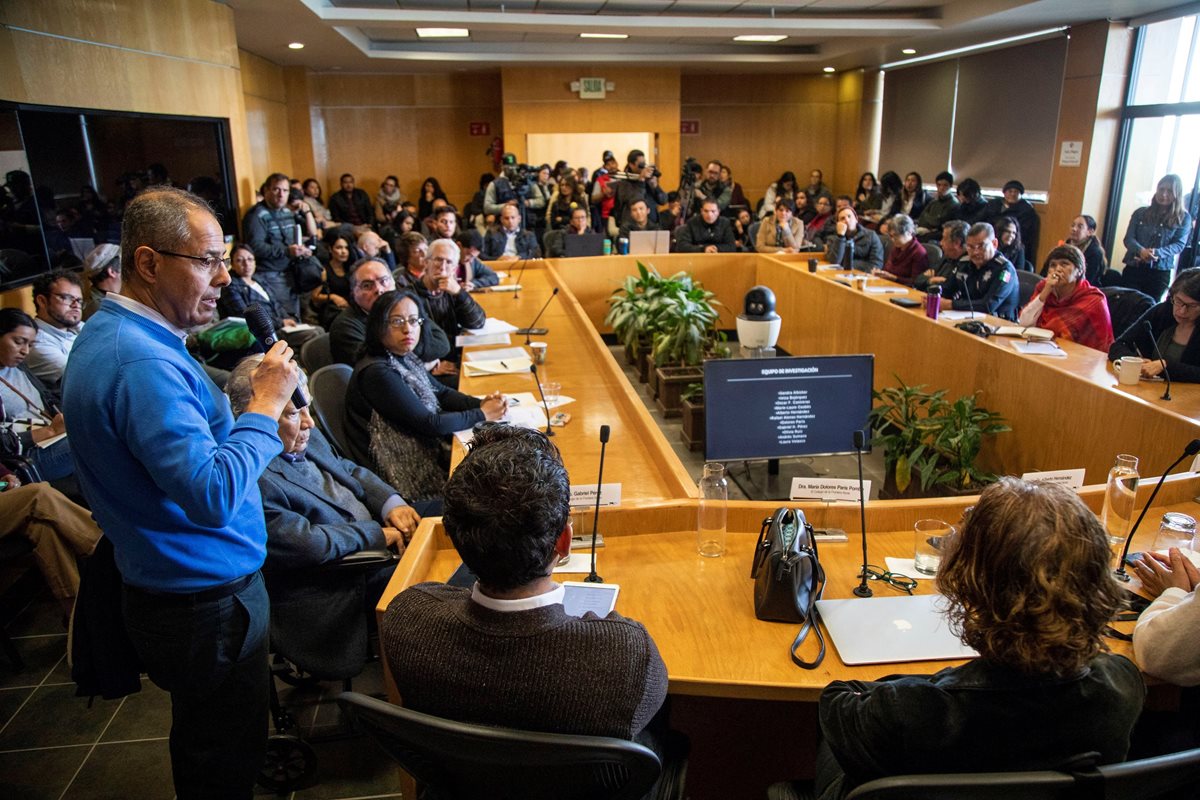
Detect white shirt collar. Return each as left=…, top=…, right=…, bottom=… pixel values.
left=107, top=293, right=189, bottom=341
left=470, top=582, right=564, bottom=613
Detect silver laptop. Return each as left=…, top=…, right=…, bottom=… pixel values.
left=628, top=230, right=670, bottom=255
left=815, top=594, right=978, bottom=666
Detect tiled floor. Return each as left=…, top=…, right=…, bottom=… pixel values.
left=0, top=593, right=404, bottom=800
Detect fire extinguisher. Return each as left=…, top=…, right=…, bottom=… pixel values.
left=488, top=136, right=503, bottom=172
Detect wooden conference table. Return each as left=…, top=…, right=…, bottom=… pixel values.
left=376, top=257, right=1196, bottom=797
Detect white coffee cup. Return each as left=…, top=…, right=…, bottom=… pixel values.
left=529, top=341, right=547, bottom=365
left=1113, top=356, right=1145, bottom=386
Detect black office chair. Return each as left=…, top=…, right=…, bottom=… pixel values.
left=300, top=332, right=333, bottom=374
left=308, top=364, right=354, bottom=456
left=1103, top=286, right=1156, bottom=341
left=1097, top=746, right=1200, bottom=799
left=336, top=691, right=662, bottom=800
left=1017, top=268, right=1042, bottom=308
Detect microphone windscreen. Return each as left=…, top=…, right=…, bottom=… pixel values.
left=1185, top=439, right=1200, bottom=457
left=529, top=364, right=538, bottom=376
left=243, top=303, right=275, bottom=344
left=599, top=424, right=610, bottom=443
left=853, top=429, right=867, bottom=450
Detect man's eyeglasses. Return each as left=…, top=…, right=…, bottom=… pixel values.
left=858, top=565, right=917, bottom=594
left=51, top=292, right=83, bottom=307
left=387, top=316, right=424, bottom=329
left=156, top=249, right=232, bottom=274
left=356, top=276, right=394, bottom=292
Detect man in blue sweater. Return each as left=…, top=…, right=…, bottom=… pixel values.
left=63, top=186, right=299, bottom=800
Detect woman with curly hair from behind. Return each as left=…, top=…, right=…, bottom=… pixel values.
left=812, top=477, right=1146, bottom=799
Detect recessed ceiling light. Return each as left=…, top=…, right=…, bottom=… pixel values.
left=902, top=48, right=917, bottom=55
left=734, top=35, right=788, bottom=43
left=416, top=28, right=469, bottom=38
left=288, top=42, right=305, bottom=50
left=823, top=67, right=836, bottom=73
left=580, top=33, right=628, bottom=39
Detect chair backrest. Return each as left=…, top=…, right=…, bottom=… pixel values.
left=747, top=221, right=761, bottom=246
left=301, top=332, right=333, bottom=374
left=1017, top=268, right=1042, bottom=307
left=1096, top=745, right=1200, bottom=800
left=308, top=364, right=353, bottom=457
left=924, top=242, right=943, bottom=269
left=1103, top=286, right=1156, bottom=340
left=337, top=692, right=661, bottom=800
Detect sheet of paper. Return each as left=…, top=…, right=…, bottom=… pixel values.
left=464, top=346, right=527, bottom=363
left=885, top=557, right=935, bottom=580
left=939, top=310, right=984, bottom=321
left=461, top=356, right=533, bottom=376
left=1011, top=340, right=1067, bottom=358
left=464, top=318, right=519, bottom=335
left=864, top=286, right=908, bottom=295
left=281, top=323, right=318, bottom=333
left=486, top=284, right=521, bottom=292
left=456, top=332, right=511, bottom=347
left=35, top=432, right=67, bottom=448
left=503, top=391, right=574, bottom=410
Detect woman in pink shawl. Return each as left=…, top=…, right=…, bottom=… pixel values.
left=1018, top=244, right=1113, bottom=351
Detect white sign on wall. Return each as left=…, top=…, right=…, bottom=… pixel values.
left=1059, top=140, right=1083, bottom=167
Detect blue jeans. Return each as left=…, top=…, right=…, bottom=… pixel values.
left=28, top=436, right=74, bottom=482
left=122, top=572, right=269, bottom=800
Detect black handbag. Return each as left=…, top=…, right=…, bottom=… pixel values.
left=750, top=507, right=826, bottom=669
left=289, top=255, right=324, bottom=293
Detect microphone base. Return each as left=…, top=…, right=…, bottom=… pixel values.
left=515, top=327, right=548, bottom=336
left=852, top=584, right=874, bottom=598
left=584, top=573, right=604, bottom=583
left=1112, top=567, right=1132, bottom=583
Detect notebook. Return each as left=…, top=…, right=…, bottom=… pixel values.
left=563, top=232, right=606, bottom=257
left=815, top=594, right=978, bottom=666
left=628, top=230, right=671, bottom=255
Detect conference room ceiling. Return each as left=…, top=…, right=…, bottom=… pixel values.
left=226, top=0, right=1193, bottom=73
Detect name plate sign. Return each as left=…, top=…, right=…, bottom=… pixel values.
left=570, top=483, right=622, bottom=508
left=790, top=477, right=871, bottom=503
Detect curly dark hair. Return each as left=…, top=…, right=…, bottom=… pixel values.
left=936, top=477, right=1123, bottom=678
left=443, top=425, right=571, bottom=592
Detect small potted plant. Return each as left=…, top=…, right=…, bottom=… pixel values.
left=652, top=275, right=723, bottom=417
left=680, top=381, right=706, bottom=451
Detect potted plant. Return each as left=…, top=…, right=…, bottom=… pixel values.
left=605, top=262, right=669, bottom=382
left=652, top=275, right=723, bottom=417
left=680, top=381, right=706, bottom=451
left=868, top=377, right=1009, bottom=498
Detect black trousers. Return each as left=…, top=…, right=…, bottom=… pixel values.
left=122, top=572, right=269, bottom=800
left=1121, top=264, right=1173, bottom=302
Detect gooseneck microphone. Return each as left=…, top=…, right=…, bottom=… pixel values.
left=585, top=425, right=611, bottom=584
left=529, top=364, right=554, bottom=437
left=1144, top=321, right=1172, bottom=401
left=851, top=429, right=873, bottom=598
left=1114, top=438, right=1200, bottom=582
left=517, top=287, right=560, bottom=344
left=244, top=303, right=308, bottom=409
left=512, top=258, right=529, bottom=300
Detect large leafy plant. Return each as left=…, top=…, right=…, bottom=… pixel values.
left=604, top=263, right=723, bottom=367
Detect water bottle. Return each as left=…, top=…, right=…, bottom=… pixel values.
left=925, top=285, right=942, bottom=320
left=1100, top=454, right=1140, bottom=547
left=697, top=462, right=728, bottom=557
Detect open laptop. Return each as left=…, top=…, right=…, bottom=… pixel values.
left=815, top=594, right=978, bottom=666
left=563, top=232, right=606, bottom=257
left=628, top=230, right=671, bottom=255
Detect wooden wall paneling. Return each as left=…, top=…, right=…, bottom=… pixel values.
left=283, top=67, right=318, bottom=181
left=238, top=49, right=293, bottom=188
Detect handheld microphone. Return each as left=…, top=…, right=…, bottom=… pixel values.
left=585, top=425, right=611, bottom=583
left=851, top=429, right=873, bottom=598
left=529, top=364, right=555, bottom=437
left=512, top=258, right=529, bottom=300
left=1114, top=438, right=1200, bottom=582
left=517, top=287, right=559, bottom=343
left=243, top=303, right=309, bottom=409
left=1143, top=321, right=1172, bottom=401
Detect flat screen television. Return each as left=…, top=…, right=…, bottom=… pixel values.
left=704, top=355, right=874, bottom=462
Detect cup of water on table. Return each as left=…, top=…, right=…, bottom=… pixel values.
left=543, top=381, right=561, bottom=405
left=914, top=519, right=953, bottom=575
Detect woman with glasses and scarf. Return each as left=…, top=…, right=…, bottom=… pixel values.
left=1110, top=267, right=1200, bottom=382
left=344, top=290, right=506, bottom=500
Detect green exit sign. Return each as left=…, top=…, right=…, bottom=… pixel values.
left=580, top=77, right=606, bottom=99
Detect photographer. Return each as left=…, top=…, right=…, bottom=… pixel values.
left=690, top=160, right=732, bottom=215
left=612, top=149, right=667, bottom=233
left=484, top=154, right=544, bottom=221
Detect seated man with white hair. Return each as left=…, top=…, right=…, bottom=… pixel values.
left=225, top=355, right=440, bottom=678
left=411, top=238, right=487, bottom=388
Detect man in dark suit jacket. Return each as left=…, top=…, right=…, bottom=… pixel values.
left=481, top=204, right=541, bottom=261
left=226, top=357, right=441, bottom=678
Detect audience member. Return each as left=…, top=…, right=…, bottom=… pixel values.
left=393, top=232, right=428, bottom=290
left=915, top=171, right=959, bottom=235
left=328, top=173, right=374, bottom=234
left=357, top=229, right=396, bottom=272
left=312, top=231, right=353, bottom=327
left=0, top=308, right=74, bottom=483
left=1121, top=173, right=1193, bottom=301
left=545, top=206, right=595, bottom=258
left=899, top=172, right=929, bottom=220
left=864, top=171, right=901, bottom=223
left=676, top=199, right=736, bottom=253
left=815, top=478, right=1144, bottom=800
left=794, top=189, right=815, bottom=225
left=344, top=290, right=505, bottom=498
left=375, top=174, right=405, bottom=229
left=613, top=151, right=665, bottom=230
left=547, top=176, right=586, bottom=231
left=417, top=177, right=448, bottom=221
left=485, top=155, right=545, bottom=222
left=877, top=213, right=928, bottom=285
left=805, top=169, right=832, bottom=204
left=411, top=238, right=485, bottom=367
left=854, top=172, right=881, bottom=214
left=939, top=222, right=1019, bottom=320
left=26, top=269, right=85, bottom=390
left=732, top=208, right=755, bottom=252
left=81, top=244, right=122, bottom=320
left=381, top=424, right=668, bottom=742
left=983, top=179, right=1040, bottom=263
left=482, top=204, right=541, bottom=261
left=63, top=186, right=300, bottom=799
left=914, top=220, right=969, bottom=291
left=452, top=229, right=499, bottom=289
left=218, top=244, right=322, bottom=349
left=995, top=215, right=1029, bottom=271
left=1018, top=244, right=1113, bottom=351
left=226, top=357, right=434, bottom=678
left=953, top=177, right=989, bottom=224
left=1064, top=214, right=1108, bottom=286
left=824, top=207, right=884, bottom=272
left=1132, top=547, right=1200, bottom=686
left=812, top=196, right=853, bottom=246
left=1109, top=267, right=1200, bottom=381
left=756, top=199, right=804, bottom=254
left=617, top=198, right=661, bottom=241
left=0, top=462, right=100, bottom=615
left=330, top=256, right=449, bottom=368
left=242, top=172, right=311, bottom=317
left=691, top=160, right=731, bottom=213
left=301, top=178, right=334, bottom=231
left=721, top=164, right=750, bottom=210
left=761, top=171, right=798, bottom=219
